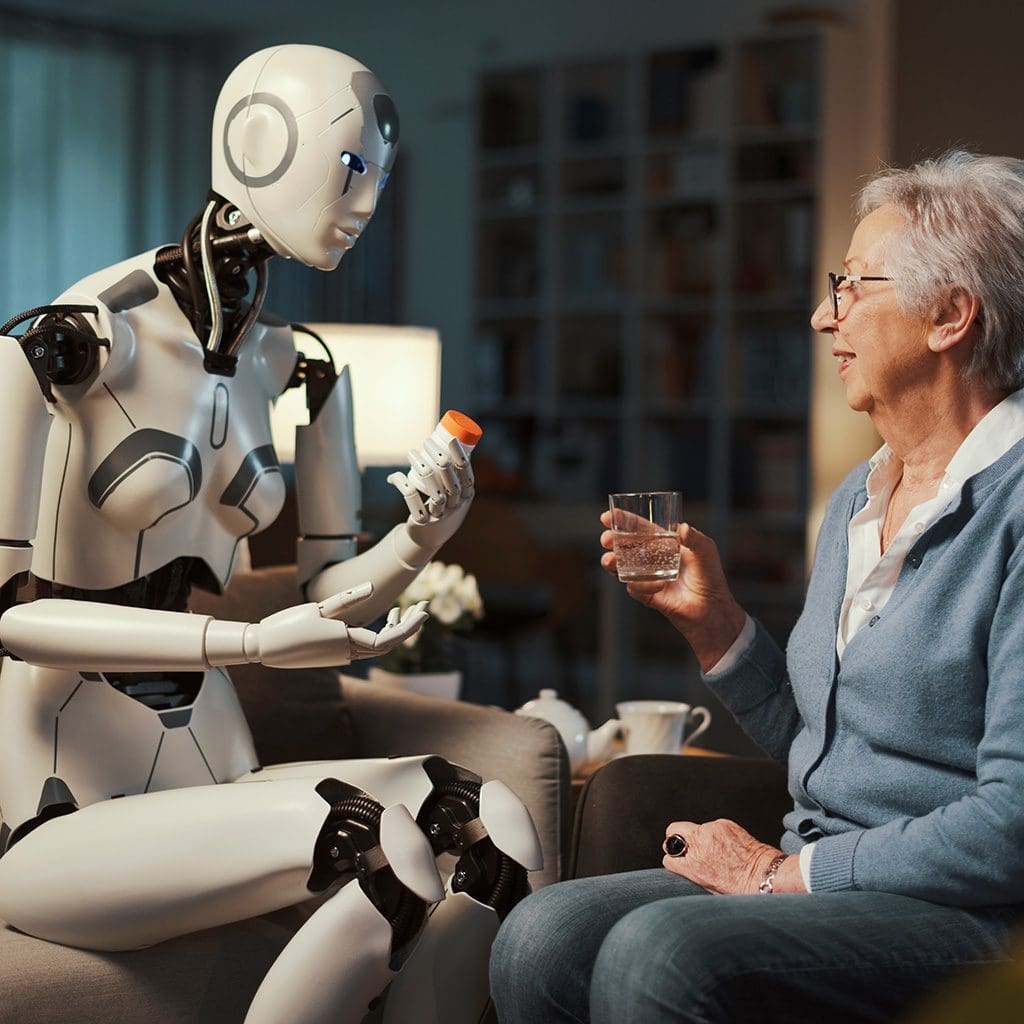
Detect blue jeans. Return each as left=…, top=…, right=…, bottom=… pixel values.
left=489, top=870, right=1019, bottom=1023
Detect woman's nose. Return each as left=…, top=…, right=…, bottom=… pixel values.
left=810, top=295, right=835, bottom=333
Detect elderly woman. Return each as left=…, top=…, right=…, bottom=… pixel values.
left=489, top=151, right=1024, bottom=1022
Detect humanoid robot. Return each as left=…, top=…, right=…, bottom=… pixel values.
left=0, top=44, right=540, bottom=1024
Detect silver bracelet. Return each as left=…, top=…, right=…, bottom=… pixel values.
left=758, top=854, right=788, bottom=894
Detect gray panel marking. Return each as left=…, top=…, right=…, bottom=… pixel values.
left=188, top=727, right=218, bottom=783
left=98, top=270, right=159, bottom=313
left=57, top=680, right=83, bottom=713
left=0, top=821, right=11, bottom=856
left=159, top=707, right=193, bottom=729
left=330, top=106, right=354, bottom=125
left=103, top=383, right=136, bottom=428
left=219, top=445, right=280, bottom=508
left=222, top=92, right=298, bottom=188
left=80, top=672, right=102, bottom=681
left=210, top=383, right=229, bottom=450
left=144, top=733, right=164, bottom=793
left=88, top=428, right=202, bottom=508
left=52, top=716, right=58, bottom=774
left=53, top=420, right=73, bottom=579
left=36, top=776, right=78, bottom=814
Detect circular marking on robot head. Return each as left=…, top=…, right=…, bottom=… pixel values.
left=222, top=91, right=299, bottom=188
left=373, top=93, right=400, bottom=145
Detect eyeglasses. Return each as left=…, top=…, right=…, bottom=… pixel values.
left=827, top=272, right=893, bottom=321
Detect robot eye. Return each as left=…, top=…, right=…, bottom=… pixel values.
left=340, top=151, right=367, bottom=174
left=377, top=171, right=390, bottom=192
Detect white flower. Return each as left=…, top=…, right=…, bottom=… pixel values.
left=454, top=573, right=484, bottom=619
left=430, top=592, right=464, bottom=625
left=393, top=561, right=484, bottom=631
left=435, top=563, right=464, bottom=595
left=403, top=574, right=434, bottom=605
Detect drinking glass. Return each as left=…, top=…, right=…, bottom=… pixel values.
left=608, top=491, right=682, bottom=582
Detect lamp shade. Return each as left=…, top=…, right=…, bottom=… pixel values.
left=271, top=323, right=441, bottom=467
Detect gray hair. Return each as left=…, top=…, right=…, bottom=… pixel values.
left=858, top=151, right=1024, bottom=391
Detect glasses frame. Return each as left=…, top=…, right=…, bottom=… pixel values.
left=828, top=272, right=893, bottom=320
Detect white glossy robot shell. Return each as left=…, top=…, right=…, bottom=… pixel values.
left=211, top=45, right=399, bottom=270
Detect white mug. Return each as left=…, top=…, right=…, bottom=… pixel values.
left=614, top=700, right=712, bottom=756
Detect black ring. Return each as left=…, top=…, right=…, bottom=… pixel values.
left=664, top=833, right=687, bottom=857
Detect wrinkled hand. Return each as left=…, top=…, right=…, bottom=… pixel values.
left=662, top=818, right=798, bottom=895
left=388, top=434, right=475, bottom=526
left=599, top=513, right=747, bottom=672
left=254, top=582, right=428, bottom=669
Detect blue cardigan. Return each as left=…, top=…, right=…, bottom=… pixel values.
left=706, top=440, right=1024, bottom=907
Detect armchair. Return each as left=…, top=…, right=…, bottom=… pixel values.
left=569, top=753, right=790, bottom=880
left=0, top=566, right=570, bottom=1023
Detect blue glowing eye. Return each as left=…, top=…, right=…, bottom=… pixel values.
left=340, top=151, right=367, bottom=174
left=377, top=171, right=390, bottom=191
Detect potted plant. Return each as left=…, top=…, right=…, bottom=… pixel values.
left=368, top=561, right=484, bottom=699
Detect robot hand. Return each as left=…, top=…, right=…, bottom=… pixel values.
left=253, top=583, right=428, bottom=668
left=388, top=434, right=475, bottom=527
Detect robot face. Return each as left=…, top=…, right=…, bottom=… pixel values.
left=212, top=46, right=400, bottom=270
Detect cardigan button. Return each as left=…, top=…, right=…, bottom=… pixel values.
left=907, top=552, right=921, bottom=568
left=868, top=615, right=880, bottom=627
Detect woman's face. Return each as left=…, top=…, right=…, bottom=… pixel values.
left=811, top=203, right=931, bottom=417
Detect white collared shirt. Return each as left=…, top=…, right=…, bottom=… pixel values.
left=707, top=387, right=1024, bottom=889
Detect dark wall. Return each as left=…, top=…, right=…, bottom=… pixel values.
left=892, top=0, right=1024, bottom=163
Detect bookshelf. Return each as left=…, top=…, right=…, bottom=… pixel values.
left=471, top=32, right=819, bottom=749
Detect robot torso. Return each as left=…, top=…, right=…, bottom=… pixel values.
left=32, top=249, right=297, bottom=592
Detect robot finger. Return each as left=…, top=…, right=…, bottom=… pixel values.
left=408, top=448, right=451, bottom=504
left=375, top=604, right=428, bottom=651
left=455, top=450, right=475, bottom=497
left=407, top=447, right=434, bottom=481
left=385, top=605, right=401, bottom=628
left=423, top=437, right=451, bottom=469
left=446, top=436, right=469, bottom=470
left=346, top=626, right=379, bottom=659
left=426, top=490, right=449, bottom=519
left=318, top=581, right=374, bottom=619
left=387, top=471, right=430, bottom=525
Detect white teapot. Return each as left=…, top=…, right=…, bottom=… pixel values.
left=516, top=689, right=620, bottom=774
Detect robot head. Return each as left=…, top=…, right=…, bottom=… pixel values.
left=212, top=44, right=399, bottom=271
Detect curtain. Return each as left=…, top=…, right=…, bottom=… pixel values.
left=0, top=15, right=402, bottom=328
left=0, top=15, right=226, bottom=320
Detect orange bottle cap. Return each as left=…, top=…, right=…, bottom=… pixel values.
left=441, top=410, right=483, bottom=446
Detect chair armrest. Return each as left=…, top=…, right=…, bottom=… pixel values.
left=340, top=677, right=571, bottom=888
left=569, top=754, right=791, bottom=879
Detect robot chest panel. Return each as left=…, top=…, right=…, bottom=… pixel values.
left=80, top=410, right=285, bottom=537
left=38, top=330, right=289, bottom=588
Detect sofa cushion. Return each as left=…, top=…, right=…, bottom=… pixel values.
left=0, top=907, right=314, bottom=1024
left=189, top=566, right=356, bottom=765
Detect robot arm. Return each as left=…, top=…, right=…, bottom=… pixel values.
left=300, top=389, right=480, bottom=625
left=0, top=585, right=428, bottom=672
left=0, top=335, right=53, bottom=615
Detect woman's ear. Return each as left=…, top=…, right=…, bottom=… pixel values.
left=928, top=288, right=981, bottom=353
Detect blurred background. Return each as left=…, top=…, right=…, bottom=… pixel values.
left=0, top=0, right=1019, bottom=753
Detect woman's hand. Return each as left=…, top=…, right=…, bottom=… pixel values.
left=661, top=819, right=806, bottom=895
left=600, top=513, right=747, bottom=671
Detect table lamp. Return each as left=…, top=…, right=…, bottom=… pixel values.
left=270, top=323, right=442, bottom=467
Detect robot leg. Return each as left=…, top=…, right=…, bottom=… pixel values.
left=380, top=761, right=543, bottom=1024
left=245, top=779, right=442, bottom=1024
